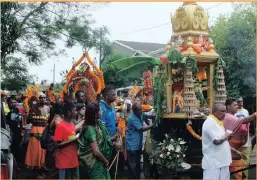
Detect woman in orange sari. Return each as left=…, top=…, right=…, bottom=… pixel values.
left=25, top=93, right=50, bottom=177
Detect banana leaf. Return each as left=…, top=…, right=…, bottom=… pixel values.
left=110, top=56, right=162, bottom=78
left=166, top=49, right=198, bottom=72
left=166, top=48, right=183, bottom=63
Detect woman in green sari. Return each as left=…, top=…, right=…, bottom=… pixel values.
left=78, top=102, right=115, bottom=179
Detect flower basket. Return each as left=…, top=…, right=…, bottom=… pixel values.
left=149, top=134, right=191, bottom=175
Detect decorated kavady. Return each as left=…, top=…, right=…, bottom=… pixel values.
left=61, top=52, right=105, bottom=102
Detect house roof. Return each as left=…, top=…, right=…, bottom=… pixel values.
left=113, top=40, right=166, bottom=57
left=114, top=40, right=166, bottom=55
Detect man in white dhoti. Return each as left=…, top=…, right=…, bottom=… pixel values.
left=202, top=103, right=232, bottom=180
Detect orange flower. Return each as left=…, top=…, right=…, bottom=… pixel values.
left=196, top=67, right=207, bottom=82
left=141, top=104, right=153, bottom=112
left=186, top=124, right=202, bottom=140
left=118, top=118, right=126, bottom=137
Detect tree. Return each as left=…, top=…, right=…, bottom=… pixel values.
left=53, top=83, right=64, bottom=93
left=210, top=2, right=256, bottom=97
left=1, top=2, right=109, bottom=66
left=1, top=57, right=35, bottom=92
left=94, top=27, right=112, bottom=68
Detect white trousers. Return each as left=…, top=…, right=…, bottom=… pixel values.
left=203, top=166, right=230, bottom=180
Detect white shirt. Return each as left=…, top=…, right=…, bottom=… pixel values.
left=235, top=108, right=251, bottom=147
left=202, top=116, right=232, bottom=169
left=235, top=108, right=249, bottom=117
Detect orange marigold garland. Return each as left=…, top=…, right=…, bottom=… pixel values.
left=85, top=52, right=105, bottom=89
left=66, top=54, right=86, bottom=79
left=186, top=123, right=202, bottom=140
left=86, top=70, right=102, bottom=94
left=24, top=97, right=29, bottom=113
left=129, top=86, right=142, bottom=103
left=141, top=104, right=153, bottom=112
left=118, top=118, right=126, bottom=137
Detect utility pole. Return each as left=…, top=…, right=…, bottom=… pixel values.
left=50, top=64, right=55, bottom=84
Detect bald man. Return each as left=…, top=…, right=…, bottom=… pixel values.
left=125, top=102, right=153, bottom=179
left=202, top=103, right=232, bottom=180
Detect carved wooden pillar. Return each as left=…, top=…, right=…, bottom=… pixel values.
left=207, top=64, right=214, bottom=112
left=166, top=64, right=172, bottom=113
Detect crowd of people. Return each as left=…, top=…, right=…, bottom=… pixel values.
left=1, top=85, right=154, bottom=179
left=1, top=87, right=256, bottom=180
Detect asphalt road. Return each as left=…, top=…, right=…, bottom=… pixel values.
left=16, top=147, right=256, bottom=179
left=17, top=164, right=142, bottom=179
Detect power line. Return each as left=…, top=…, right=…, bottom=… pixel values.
left=118, top=22, right=170, bottom=35
left=118, top=2, right=227, bottom=35
left=206, top=2, right=226, bottom=10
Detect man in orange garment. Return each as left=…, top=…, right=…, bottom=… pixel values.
left=223, top=98, right=256, bottom=180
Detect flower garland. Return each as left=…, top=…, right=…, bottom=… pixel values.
left=118, top=118, right=126, bottom=137
left=86, top=70, right=102, bottom=94
left=141, top=104, right=153, bottom=112
left=196, top=67, right=207, bottom=82
left=85, top=52, right=105, bottom=90
left=66, top=54, right=86, bottom=79
left=186, top=124, right=202, bottom=140
left=24, top=98, right=29, bottom=113
left=129, top=86, right=142, bottom=102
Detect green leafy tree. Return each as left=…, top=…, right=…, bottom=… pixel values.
left=53, top=82, right=64, bottom=93
left=1, top=57, right=35, bottom=91
left=1, top=2, right=109, bottom=65
left=1, top=2, right=110, bottom=91
left=94, top=27, right=112, bottom=68
left=210, top=2, right=256, bottom=97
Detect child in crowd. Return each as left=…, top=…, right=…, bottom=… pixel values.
left=54, top=102, right=79, bottom=179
